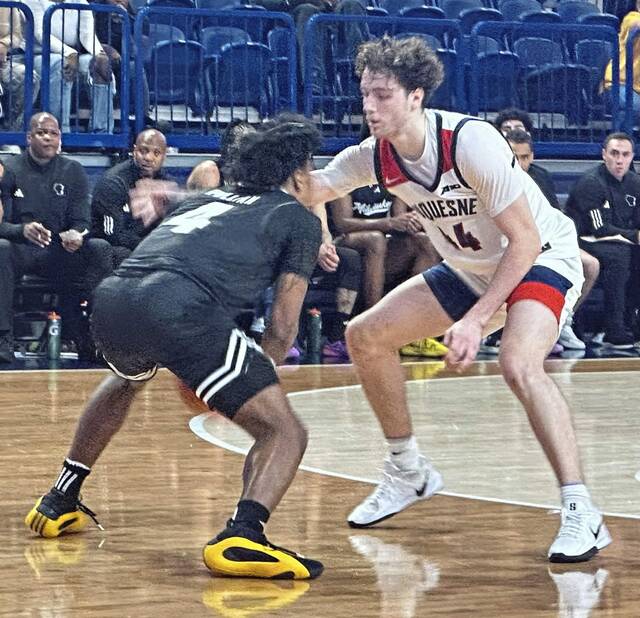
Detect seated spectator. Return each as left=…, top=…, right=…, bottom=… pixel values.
left=0, top=6, right=40, bottom=131
left=326, top=126, right=444, bottom=358
left=0, top=113, right=113, bottom=362
left=186, top=120, right=254, bottom=191
left=308, top=202, right=361, bottom=361
left=24, top=0, right=116, bottom=133
left=602, top=0, right=640, bottom=123
left=495, top=108, right=534, bottom=136
left=506, top=129, right=600, bottom=351
left=93, top=0, right=150, bottom=126
left=92, top=129, right=167, bottom=266
left=565, top=132, right=640, bottom=348
left=186, top=159, right=219, bottom=191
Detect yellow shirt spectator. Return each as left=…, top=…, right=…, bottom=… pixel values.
left=604, top=9, right=640, bottom=94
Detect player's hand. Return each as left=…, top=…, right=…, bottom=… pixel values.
left=130, top=179, right=181, bottom=227
left=23, top=221, right=52, bottom=248
left=388, top=212, right=423, bottom=234
left=60, top=229, right=84, bottom=252
left=63, top=53, right=78, bottom=82
left=91, top=52, right=112, bottom=84
left=317, top=241, right=339, bottom=272
left=443, top=316, right=484, bottom=372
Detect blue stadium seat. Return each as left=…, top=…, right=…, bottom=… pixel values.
left=499, top=0, right=541, bottom=20
left=380, top=0, right=425, bottom=15
left=399, top=5, right=446, bottom=17
left=209, top=41, right=274, bottom=116
left=441, top=0, right=484, bottom=19
left=522, top=63, right=593, bottom=123
left=200, top=26, right=250, bottom=59
left=365, top=6, right=390, bottom=37
left=513, top=36, right=565, bottom=69
left=519, top=9, right=562, bottom=22
left=430, top=48, right=461, bottom=109
left=398, top=30, right=445, bottom=51
left=147, top=0, right=199, bottom=38
left=575, top=38, right=614, bottom=118
left=459, top=7, right=502, bottom=34
left=148, top=40, right=206, bottom=114
left=557, top=0, right=600, bottom=22
left=472, top=50, right=519, bottom=111
left=578, top=12, right=619, bottom=28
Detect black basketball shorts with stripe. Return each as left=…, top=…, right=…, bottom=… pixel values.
left=91, top=271, right=278, bottom=418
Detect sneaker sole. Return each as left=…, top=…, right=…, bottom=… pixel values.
left=548, top=524, right=612, bottom=564
left=347, top=470, right=444, bottom=529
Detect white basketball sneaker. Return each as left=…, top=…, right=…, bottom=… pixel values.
left=548, top=501, right=612, bottom=563
left=558, top=314, right=586, bottom=350
left=347, top=456, right=444, bottom=528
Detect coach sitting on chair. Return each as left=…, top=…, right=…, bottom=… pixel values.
left=0, top=112, right=112, bottom=362
left=91, top=129, right=168, bottom=268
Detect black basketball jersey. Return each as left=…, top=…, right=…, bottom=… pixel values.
left=350, top=184, right=394, bottom=219
left=116, top=187, right=322, bottom=317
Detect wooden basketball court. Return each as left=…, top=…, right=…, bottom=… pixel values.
left=3, top=358, right=640, bottom=616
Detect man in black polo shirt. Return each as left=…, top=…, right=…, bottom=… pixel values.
left=0, top=113, right=112, bottom=362
left=565, top=132, right=640, bottom=348
left=92, top=129, right=168, bottom=267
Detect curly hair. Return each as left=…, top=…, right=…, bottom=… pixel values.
left=355, top=35, right=444, bottom=106
left=494, top=108, right=534, bottom=134
left=230, top=114, right=321, bottom=192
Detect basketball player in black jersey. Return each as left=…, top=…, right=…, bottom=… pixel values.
left=25, top=118, right=325, bottom=580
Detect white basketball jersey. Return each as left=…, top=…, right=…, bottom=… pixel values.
left=372, top=110, right=579, bottom=280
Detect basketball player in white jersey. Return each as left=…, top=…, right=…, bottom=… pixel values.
left=307, top=36, right=611, bottom=563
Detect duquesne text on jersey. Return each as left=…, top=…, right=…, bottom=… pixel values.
left=412, top=197, right=478, bottom=221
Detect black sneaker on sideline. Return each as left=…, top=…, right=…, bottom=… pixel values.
left=0, top=332, right=14, bottom=363
left=602, top=329, right=635, bottom=349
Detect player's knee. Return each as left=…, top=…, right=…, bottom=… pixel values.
left=499, top=351, right=542, bottom=394
left=346, top=313, right=379, bottom=356
left=361, top=232, right=387, bottom=256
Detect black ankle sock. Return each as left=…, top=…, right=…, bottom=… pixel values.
left=233, top=500, right=270, bottom=534
left=53, top=458, right=91, bottom=501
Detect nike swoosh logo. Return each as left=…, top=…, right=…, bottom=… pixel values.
left=384, top=176, right=403, bottom=185
left=416, top=482, right=427, bottom=496
left=592, top=523, right=602, bottom=539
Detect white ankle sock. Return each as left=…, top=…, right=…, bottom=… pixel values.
left=561, top=483, right=592, bottom=508
left=387, top=435, right=420, bottom=471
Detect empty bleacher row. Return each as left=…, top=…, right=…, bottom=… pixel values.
left=0, top=0, right=631, bottom=155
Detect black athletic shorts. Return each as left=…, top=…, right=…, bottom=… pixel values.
left=91, top=271, right=279, bottom=418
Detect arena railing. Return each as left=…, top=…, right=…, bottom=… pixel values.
left=470, top=21, right=619, bottom=157
left=41, top=3, right=130, bottom=149
left=0, top=1, right=35, bottom=145
left=133, top=6, right=297, bottom=151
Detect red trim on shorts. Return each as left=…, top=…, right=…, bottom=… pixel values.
left=506, top=281, right=565, bottom=323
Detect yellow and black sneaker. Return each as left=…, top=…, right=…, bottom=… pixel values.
left=203, top=521, right=323, bottom=580
left=25, top=489, right=103, bottom=539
